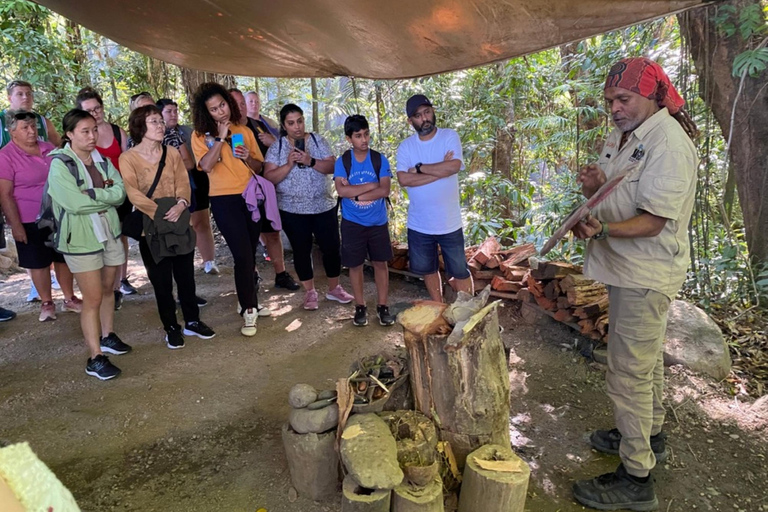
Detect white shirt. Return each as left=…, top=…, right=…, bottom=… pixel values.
left=396, top=128, right=464, bottom=235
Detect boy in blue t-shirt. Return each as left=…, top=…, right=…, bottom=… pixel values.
left=333, top=115, right=395, bottom=327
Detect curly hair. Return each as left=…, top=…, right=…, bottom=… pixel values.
left=191, top=82, right=241, bottom=136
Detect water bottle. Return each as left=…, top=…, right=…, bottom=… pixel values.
left=204, top=132, right=215, bottom=149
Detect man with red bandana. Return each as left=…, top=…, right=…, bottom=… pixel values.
left=570, top=58, right=698, bottom=511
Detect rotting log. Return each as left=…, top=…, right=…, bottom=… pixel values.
left=282, top=424, right=339, bottom=501
left=341, top=475, right=391, bottom=512
left=457, top=444, right=530, bottom=512
left=391, top=474, right=444, bottom=512
left=399, top=302, right=510, bottom=469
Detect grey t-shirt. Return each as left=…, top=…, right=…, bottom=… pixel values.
left=264, top=134, right=335, bottom=214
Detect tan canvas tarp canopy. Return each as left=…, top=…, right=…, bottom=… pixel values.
left=37, top=0, right=710, bottom=79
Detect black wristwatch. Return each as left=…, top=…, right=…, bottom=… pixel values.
left=214, top=137, right=224, bottom=143
left=415, top=163, right=423, bottom=174
left=309, top=157, right=316, bottom=168
left=354, top=195, right=360, bottom=201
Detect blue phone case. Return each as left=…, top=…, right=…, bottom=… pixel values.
left=231, top=133, right=244, bottom=156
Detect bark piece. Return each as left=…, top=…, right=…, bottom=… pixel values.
left=400, top=301, right=510, bottom=469
left=341, top=475, right=391, bottom=512
left=501, top=243, right=536, bottom=266
left=391, top=475, right=444, bottom=512
left=457, top=444, right=530, bottom=512
left=282, top=424, right=339, bottom=501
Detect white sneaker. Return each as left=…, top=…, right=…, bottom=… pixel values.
left=204, top=261, right=219, bottom=275
left=256, top=305, right=272, bottom=317
left=241, top=308, right=258, bottom=336
left=26, top=282, right=40, bottom=303
left=51, top=274, right=61, bottom=290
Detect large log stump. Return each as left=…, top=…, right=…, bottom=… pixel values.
left=341, top=475, right=391, bottom=512
left=391, top=474, right=444, bottom=512
left=457, top=444, right=530, bottom=512
left=399, top=302, right=510, bottom=468
left=281, top=424, right=339, bottom=501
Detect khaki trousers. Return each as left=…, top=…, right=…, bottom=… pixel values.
left=606, top=286, right=670, bottom=477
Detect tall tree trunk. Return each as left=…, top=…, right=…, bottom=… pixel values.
left=179, top=67, right=236, bottom=109
left=679, top=1, right=768, bottom=266
left=65, top=20, right=86, bottom=81
left=311, top=78, right=319, bottom=133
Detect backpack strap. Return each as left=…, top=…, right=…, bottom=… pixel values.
left=370, top=150, right=382, bottom=180
left=52, top=154, right=85, bottom=187
left=341, top=150, right=352, bottom=178
left=111, top=123, right=122, bottom=147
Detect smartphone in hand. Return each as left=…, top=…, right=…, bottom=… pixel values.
left=294, top=138, right=306, bottom=168
left=231, top=133, right=244, bottom=157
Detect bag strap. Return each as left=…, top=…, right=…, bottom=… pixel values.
left=342, top=150, right=352, bottom=178
left=52, top=154, right=85, bottom=187
left=146, top=145, right=168, bottom=199
left=111, top=123, right=122, bottom=147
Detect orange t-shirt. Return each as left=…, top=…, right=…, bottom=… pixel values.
left=191, top=124, right=263, bottom=197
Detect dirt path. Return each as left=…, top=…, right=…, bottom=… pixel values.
left=0, top=249, right=766, bottom=511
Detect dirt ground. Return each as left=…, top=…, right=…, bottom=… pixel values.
left=0, top=245, right=766, bottom=512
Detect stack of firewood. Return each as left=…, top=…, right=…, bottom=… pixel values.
left=465, top=237, right=537, bottom=295
left=517, top=261, right=609, bottom=342
left=389, top=243, right=410, bottom=270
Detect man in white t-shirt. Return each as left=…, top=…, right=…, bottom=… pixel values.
left=396, top=94, right=472, bottom=302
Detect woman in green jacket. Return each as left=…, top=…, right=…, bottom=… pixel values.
left=47, top=109, right=131, bottom=381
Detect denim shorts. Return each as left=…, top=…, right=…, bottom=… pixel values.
left=407, top=228, right=470, bottom=279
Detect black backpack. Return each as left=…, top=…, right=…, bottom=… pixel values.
left=37, top=154, right=108, bottom=248
left=339, top=149, right=391, bottom=209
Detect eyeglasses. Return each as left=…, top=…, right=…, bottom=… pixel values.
left=85, top=105, right=104, bottom=115
left=146, top=119, right=166, bottom=126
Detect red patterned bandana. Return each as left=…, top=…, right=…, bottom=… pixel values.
left=604, top=57, right=685, bottom=115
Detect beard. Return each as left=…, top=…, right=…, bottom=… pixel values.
left=413, top=113, right=437, bottom=136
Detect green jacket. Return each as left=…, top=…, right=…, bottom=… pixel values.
left=47, top=145, right=126, bottom=255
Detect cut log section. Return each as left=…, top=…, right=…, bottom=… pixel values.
left=341, top=475, right=391, bottom=512
left=281, top=424, right=339, bottom=501
left=500, top=243, right=536, bottom=266
left=471, top=237, right=502, bottom=266
left=457, top=444, right=530, bottom=512
left=391, top=474, right=444, bottom=512
left=400, top=302, right=510, bottom=469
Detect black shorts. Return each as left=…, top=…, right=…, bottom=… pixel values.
left=340, top=219, right=393, bottom=268
left=191, top=169, right=210, bottom=211
left=15, top=222, right=66, bottom=269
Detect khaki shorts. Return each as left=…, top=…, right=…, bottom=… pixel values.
left=63, top=216, right=126, bottom=274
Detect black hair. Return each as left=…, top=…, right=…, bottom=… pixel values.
left=344, top=114, right=369, bottom=137
left=129, top=105, right=163, bottom=145
left=191, top=82, right=241, bottom=136
left=278, top=103, right=304, bottom=137
left=156, top=98, right=178, bottom=109
left=60, top=109, right=96, bottom=148
left=227, top=87, right=243, bottom=95
left=75, top=87, right=103, bottom=109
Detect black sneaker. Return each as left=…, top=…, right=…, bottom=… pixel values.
left=100, top=332, right=132, bottom=355
left=274, top=271, right=300, bottom=291
left=86, top=354, right=121, bottom=380
left=120, top=278, right=138, bottom=295
left=353, top=305, right=368, bottom=326
left=376, top=304, right=396, bottom=326
left=573, top=463, right=658, bottom=511
left=0, top=306, right=16, bottom=322
left=114, top=290, right=123, bottom=311
left=183, top=321, right=216, bottom=339
left=165, top=325, right=185, bottom=349
left=590, top=428, right=668, bottom=463
left=178, top=296, right=208, bottom=307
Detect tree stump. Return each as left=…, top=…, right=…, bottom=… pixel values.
left=399, top=302, right=510, bottom=468
left=281, top=423, right=339, bottom=501
left=457, top=444, right=530, bottom=512
left=341, top=475, right=391, bottom=512
left=391, top=474, right=444, bottom=512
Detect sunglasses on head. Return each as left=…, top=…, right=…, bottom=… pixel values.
left=13, top=111, right=37, bottom=121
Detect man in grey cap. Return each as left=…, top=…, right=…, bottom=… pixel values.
left=396, top=94, right=472, bottom=302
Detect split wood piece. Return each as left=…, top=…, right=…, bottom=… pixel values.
left=471, top=237, right=502, bottom=266
left=523, top=273, right=543, bottom=297
left=553, top=309, right=577, bottom=323
left=282, top=424, right=339, bottom=501
left=391, top=474, right=444, bottom=512
left=491, top=275, right=523, bottom=293
left=400, top=302, right=510, bottom=470
left=467, top=259, right=484, bottom=271
left=457, top=444, right=530, bottom=512
left=398, top=301, right=453, bottom=337
left=392, top=243, right=409, bottom=257
left=534, top=295, right=557, bottom=312
left=341, top=475, right=391, bottom=512
left=530, top=261, right=581, bottom=280
left=595, top=313, right=609, bottom=335
left=485, top=254, right=502, bottom=269
left=543, top=280, right=560, bottom=300
left=567, top=286, right=607, bottom=306
left=556, top=296, right=572, bottom=310
left=573, top=295, right=609, bottom=319
left=471, top=269, right=504, bottom=280
left=501, top=243, right=536, bottom=267
left=516, top=288, right=533, bottom=304
left=502, top=267, right=528, bottom=282
left=578, top=318, right=595, bottom=334
left=390, top=256, right=409, bottom=270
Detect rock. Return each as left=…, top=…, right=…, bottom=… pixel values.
left=341, top=413, right=404, bottom=490
left=664, top=300, right=731, bottom=380
left=289, top=405, right=339, bottom=434
left=289, top=383, right=318, bottom=409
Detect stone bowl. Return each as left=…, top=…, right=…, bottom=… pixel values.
left=402, top=461, right=440, bottom=487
